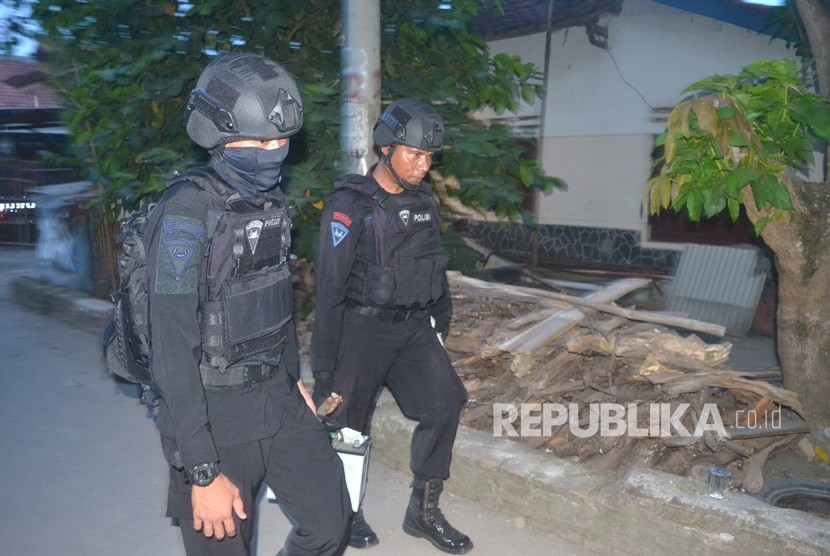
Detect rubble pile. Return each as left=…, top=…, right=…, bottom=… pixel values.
left=443, top=272, right=808, bottom=493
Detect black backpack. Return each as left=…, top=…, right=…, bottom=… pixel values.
left=102, top=168, right=223, bottom=406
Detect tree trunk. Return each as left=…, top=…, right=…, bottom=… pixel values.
left=795, top=0, right=830, bottom=98
left=772, top=0, right=830, bottom=427
left=745, top=175, right=830, bottom=427
left=776, top=260, right=830, bottom=428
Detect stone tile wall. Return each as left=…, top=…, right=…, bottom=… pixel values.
left=459, top=220, right=681, bottom=271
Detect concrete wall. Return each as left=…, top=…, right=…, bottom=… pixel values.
left=480, top=0, right=797, bottom=247
left=540, top=134, right=653, bottom=230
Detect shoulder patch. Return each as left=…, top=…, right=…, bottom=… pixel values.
left=163, top=237, right=198, bottom=278
left=330, top=221, right=349, bottom=247
left=162, top=216, right=206, bottom=240
left=333, top=211, right=352, bottom=227
left=155, top=216, right=205, bottom=294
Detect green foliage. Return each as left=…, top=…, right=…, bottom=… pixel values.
left=440, top=228, right=487, bottom=277
left=760, top=1, right=814, bottom=66
left=22, top=0, right=562, bottom=264
left=645, top=58, right=830, bottom=235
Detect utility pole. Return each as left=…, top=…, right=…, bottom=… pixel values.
left=341, top=0, right=381, bottom=175
left=531, top=0, right=555, bottom=270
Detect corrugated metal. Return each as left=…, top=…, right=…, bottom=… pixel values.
left=666, top=244, right=767, bottom=336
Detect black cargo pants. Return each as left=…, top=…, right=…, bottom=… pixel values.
left=329, top=308, right=468, bottom=481
left=162, top=382, right=350, bottom=556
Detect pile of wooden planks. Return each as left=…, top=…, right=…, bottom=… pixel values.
left=445, top=271, right=809, bottom=492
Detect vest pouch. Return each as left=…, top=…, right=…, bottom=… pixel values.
left=345, top=258, right=371, bottom=305
left=394, top=255, right=418, bottom=306
left=200, top=265, right=293, bottom=368
left=394, top=252, right=449, bottom=307
left=430, top=253, right=450, bottom=301
left=224, top=265, right=293, bottom=365
left=199, top=298, right=227, bottom=367
left=364, top=264, right=397, bottom=307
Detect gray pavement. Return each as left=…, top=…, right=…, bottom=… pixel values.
left=0, top=247, right=591, bottom=556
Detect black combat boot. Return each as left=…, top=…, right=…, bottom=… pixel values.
left=349, top=507, right=379, bottom=548
left=402, top=478, right=473, bottom=554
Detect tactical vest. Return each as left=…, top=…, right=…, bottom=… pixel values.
left=337, top=174, right=449, bottom=309
left=191, top=172, right=294, bottom=387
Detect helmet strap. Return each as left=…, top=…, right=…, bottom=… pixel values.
left=381, top=145, right=417, bottom=191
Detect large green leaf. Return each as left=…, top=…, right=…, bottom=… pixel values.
left=724, top=167, right=758, bottom=194
left=788, top=96, right=830, bottom=140
left=752, top=173, right=793, bottom=211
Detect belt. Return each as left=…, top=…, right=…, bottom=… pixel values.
left=242, top=363, right=273, bottom=385
left=201, top=363, right=276, bottom=389
left=345, top=300, right=427, bottom=323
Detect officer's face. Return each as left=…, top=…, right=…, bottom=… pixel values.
left=385, top=145, right=434, bottom=186
left=224, top=138, right=289, bottom=150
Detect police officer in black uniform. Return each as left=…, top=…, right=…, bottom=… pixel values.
left=311, top=98, right=472, bottom=555
left=145, top=52, right=350, bottom=556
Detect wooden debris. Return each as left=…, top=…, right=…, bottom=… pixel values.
left=497, top=278, right=652, bottom=354
left=449, top=272, right=727, bottom=339
left=443, top=270, right=809, bottom=481
left=742, top=437, right=794, bottom=493
left=739, top=398, right=775, bottom=427
left=641, top=367, right=806, bottom=419
left=723, top=419, right=812, bottom=440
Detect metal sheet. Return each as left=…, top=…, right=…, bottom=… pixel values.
left=666, top=244, right=767, bottom=336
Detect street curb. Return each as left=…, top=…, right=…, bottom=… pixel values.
left=10, top=275, right=830, bottom=554
left=370, top=399, right=830, bottom=556
left=10, top=276, right=113, bottom=336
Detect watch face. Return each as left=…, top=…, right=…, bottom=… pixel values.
left=190, top=462, right=219, bottom=486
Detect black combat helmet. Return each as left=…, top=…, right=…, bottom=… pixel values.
left=372, top=98, right=443, bottom=153
left=185, top=52, right=303, bottom=149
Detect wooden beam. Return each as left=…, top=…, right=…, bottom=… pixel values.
left=498, top=278, right=651, bottom=354
left=448, top=272, right=726, bottom=338
left=724, top=419, right=811, bottom=440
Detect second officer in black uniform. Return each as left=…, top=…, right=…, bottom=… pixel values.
left=311, top=98, right=472, bottom=554
left=145, top=52, right=350, bottom=556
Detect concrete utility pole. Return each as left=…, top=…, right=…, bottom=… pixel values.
left=531, top=0, right=555, bottom=270
left=341, top=0, right=381, bottom=175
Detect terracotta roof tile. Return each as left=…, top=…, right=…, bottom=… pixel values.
left=0, top=58, right=62, bottom=112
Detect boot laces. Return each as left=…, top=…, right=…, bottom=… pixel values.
left=425, top=481, right=448, bottom=525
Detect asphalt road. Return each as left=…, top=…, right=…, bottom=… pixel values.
left=0, top=247, right=591, bottom=556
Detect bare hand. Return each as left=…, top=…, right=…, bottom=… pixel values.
left=317, top=392, right=343, bottom=416
left=191, top=473, right=247, bottom=540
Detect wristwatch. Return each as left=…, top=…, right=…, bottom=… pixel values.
left=188, top=462, right=220, bottom=487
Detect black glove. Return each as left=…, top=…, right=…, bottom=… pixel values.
left=312, top=371, right=335, bottom=407
left=430, top=288, right=452, bottom=339
left=432, top=318, right=450, bottom=339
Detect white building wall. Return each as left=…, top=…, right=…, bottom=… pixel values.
left=483, top=0, right=796, bottom=243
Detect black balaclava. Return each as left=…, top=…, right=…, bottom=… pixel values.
left=211, top=142, right=289, bottom=196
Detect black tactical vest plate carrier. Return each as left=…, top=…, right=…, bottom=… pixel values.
left=336, top=174, right=449, bottom=309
